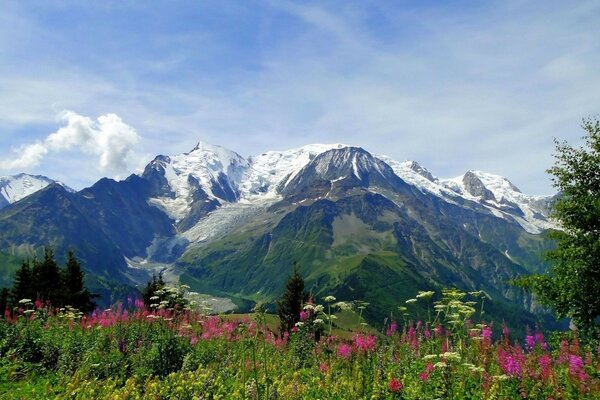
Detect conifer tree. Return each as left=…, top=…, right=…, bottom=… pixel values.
left=142, top=272, right=166, bottom=309
left=11, top=259, right=34, bottom=303
left=0, top=288, right=9, bottom=316
left=62, top=250, right=97, bottom=312
left=277, top=262, right=308, bottom=335
left=33, top=247, right=61, bottom=303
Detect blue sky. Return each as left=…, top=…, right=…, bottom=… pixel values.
left=0, top=1, right=599, bottom=193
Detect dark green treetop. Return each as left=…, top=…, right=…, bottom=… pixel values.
left=277, top=262, right=308, bottom=335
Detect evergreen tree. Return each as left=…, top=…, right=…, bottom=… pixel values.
left=11, top=259, right=34, bottom=303
left=33, top=247, right=61, bottom=304
left=518, top=118, right=600, bottom=338
left=61, top=250, right=97, bottom=313
left=0, top=288, right=9, bottom=316
left=142, top=272, right=166, bottom=309
left=277, top=262, right=308, bottom=335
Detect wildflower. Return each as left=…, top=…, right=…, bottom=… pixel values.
left=299, top=311, right=309, bottom=321
left=434, top=361, right=447, bottom=368
left=539, top=354, right=552, bottom=380
left=324, top=295, right=336, bottom=302
left=18, top=299, right=32, bottom=304
left=313, top=318, right=324, bottom=324
left=337, top=343, right=352, bottom=359
left=388, top=377, right=403, bottom=393
left=294, top=322, right=304, bottom=327
left=481, top=325, right=493, bottom=343
left=314, top=304, right=324, bottom=313
left=405, top=298, right=417, bottom=304
left=498, top=348, right=524, bottom=377
left=423, top=354, right=438, bottom=360
left=319, top=363, right=328, bottom=374
left=416, top=290, right=435, bottom=299
left=354, top=334, right=376, bottom=352
left=440, top=351, right=461, bottom=361
left=525, top=335, right=536, bottom=350
left=420, top=362, right=434, bottom=381
left=386, top=321, right=398, bottom=337
left=568, top=355, right=588, bottom=382
left=303, top=304, right=315, bottom=311
left=335, top=301, right=351, bottom=310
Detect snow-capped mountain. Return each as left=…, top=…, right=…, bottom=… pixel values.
left=0, top=173, right=73, bottom=209
left=141, top=143, right=557, bottom=236
left=0, top=141, right=559, bottom=324
left=441, top=171, right=557, bottom=233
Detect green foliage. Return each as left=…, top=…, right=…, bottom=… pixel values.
left=518, top=118, right=600, bottom=337
left=0, top=302, right=598, bottom=399
left=141, top=272, right=166, bottom=309
left=5, top=248, right=97, bottom=313
left=277, top=263, right=307, bottom=335
left=141, top=272, right=190, bottom=312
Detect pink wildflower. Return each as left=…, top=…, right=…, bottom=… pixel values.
left=569, top=355, right=588, bottom=382
left=539, top=354, right=552, bottom=380
left=525, top=335, right=536, bottom=350
left=353, top=334, right=377, bottom=353
left=299, top=310, right=309, bottom=321
left=386, top=321, right=398, bottom=337
left=337, top=343, right=352, bottom=359
left=319, top=363, right=329, bottom=374
left=481, top=325, right=493, bottom=344
left=498, top=347, right=525, bottom=377
left=420, top=362, right=434, bottom=381
left=388, top=377, right=403, bottom=393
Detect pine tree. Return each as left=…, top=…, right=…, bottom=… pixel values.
left=11, top=259, right=34, bottom=303
left=277, top=263, right=307, bottom=335
left=62, top=250, right=96, bottom=312
left=142, top=272, right=165, bottom=309
left=33, top=247, right=61, bottom=304
left=0, top=288, right=9, bottom=316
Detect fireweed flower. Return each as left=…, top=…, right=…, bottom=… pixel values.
left=299, top=311, right=309, bottom=321
left=481, top=325, right=493, bottom=344
left=386, top=321, right=398, bottom=337
left=337, top=343, right=352, bottom=359
left=388, top=377, right=403, bottom=393
left=539, top=354, right=553, bottom=380
left=525, top=335, right=536, bottom=350
left=569, top=355, right=588, bottom=382
left=353, top=334, right=377, bottom=353
left=498, top=348, right=524, bottom=377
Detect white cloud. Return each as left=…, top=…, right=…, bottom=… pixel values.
left=0, top=110, right=140, bottom=175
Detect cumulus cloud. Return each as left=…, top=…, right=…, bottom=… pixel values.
left=0, top=110, right=140, bottom=175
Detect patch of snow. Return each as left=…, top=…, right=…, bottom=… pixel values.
left=0, top=173, right=74, bottom=205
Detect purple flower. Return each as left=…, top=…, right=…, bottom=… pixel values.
left=525, top=335, right=536, bottom=350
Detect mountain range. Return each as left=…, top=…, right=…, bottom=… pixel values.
left=0, top=143, right=559, bottom=327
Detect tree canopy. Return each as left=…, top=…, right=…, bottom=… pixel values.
left=6, top=248, right=97, bottom=313
left=519, top=118, right=600, bottom=337
left=277, top=262, right=308, bottom=335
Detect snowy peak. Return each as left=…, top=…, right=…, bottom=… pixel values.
left=240, top=143, right=347, bottom=198
left=402, top=161, right=436, bottom=182
left=0, top=173, right=73, bottom=208
left=139, top=141, right=558, bottom=235
left=143, top=143, right=250, bottom=222
left=441, top=170, right=556, bottom=233
left=280, top=146, right=403, bottom=199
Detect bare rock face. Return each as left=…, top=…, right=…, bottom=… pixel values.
left=462, top=171, right=497, bottom=201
